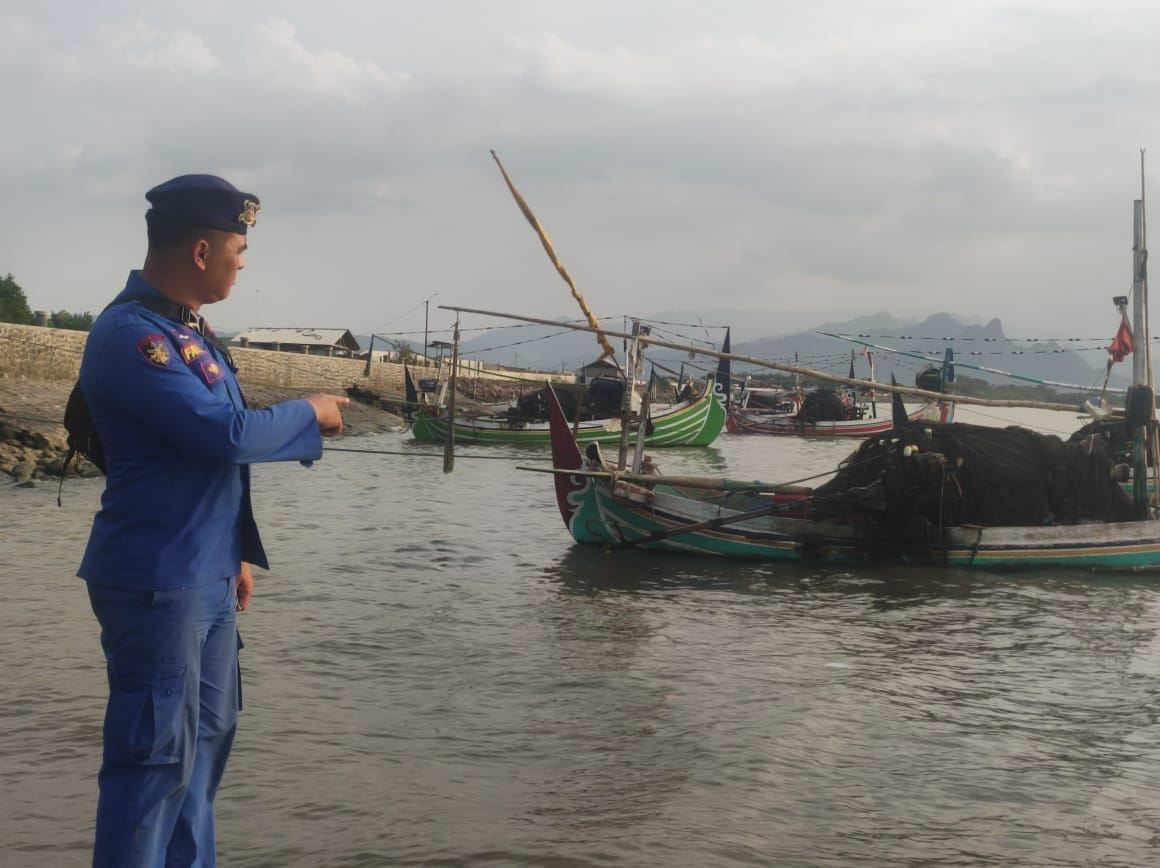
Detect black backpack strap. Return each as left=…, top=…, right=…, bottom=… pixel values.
left=197, top=320, right=236, bottom=371
left=56, top=445, right=76, bottom=507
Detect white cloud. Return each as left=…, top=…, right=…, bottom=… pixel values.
left=105, top=18, right=220, bottom=75
left=252, top=18, right=410, bottom=104
left=506, top=32, right=801, bottom=101
left=506, top=15, right=1010, bottom=103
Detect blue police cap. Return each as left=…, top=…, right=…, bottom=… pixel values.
left=145, top=174, right=261, bottom=235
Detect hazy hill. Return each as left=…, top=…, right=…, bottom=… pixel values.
left=354, top=308, right=1131, bottom=393
left=731, top=313, right=1127, bottom=392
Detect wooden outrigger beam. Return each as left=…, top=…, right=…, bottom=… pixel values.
left=515, top=464, right=813, bottom=493
left=440, top=305, right=1098, bottom=415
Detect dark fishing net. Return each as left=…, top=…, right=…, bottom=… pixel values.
left=811, top=420, right=1135, bottom=529
left=510, top=378, right=626, bottom=422
left=509, top=387, right=553, bottom=421
left=1068, top=417, right=1138, bottom=465
left=796, top=389, right=849, bottom=423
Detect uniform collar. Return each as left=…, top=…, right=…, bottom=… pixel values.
left=120, top=271, right=199, bottom=329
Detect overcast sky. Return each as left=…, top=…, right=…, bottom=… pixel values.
left=3, top=0, right=1160, bottom=347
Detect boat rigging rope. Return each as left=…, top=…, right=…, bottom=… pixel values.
left=0, top=411, right=553, bottom=463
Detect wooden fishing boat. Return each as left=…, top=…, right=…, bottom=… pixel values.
left=725, top=350, right=954, bottom=436
left=412, top=379, right=725, bottom=446
left=542, top=383, right=1160, bottom=571
left=533, top=170, right=1160, bottom=571
left=410, top=346, right=729, bottom=447
left=725, top=397, right=950, bottom=436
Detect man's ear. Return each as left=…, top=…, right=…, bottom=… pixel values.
left=192, top=238, right=211, bottom=271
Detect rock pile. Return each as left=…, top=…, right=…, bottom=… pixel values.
left=0, top=413, right=91, bottom=484
left=1, top=380, right=407, bottom=487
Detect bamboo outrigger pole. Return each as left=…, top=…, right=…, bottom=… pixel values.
left=490, top=150, right=621, bottom=371
left=516, top=465, right=813, bottom=493
left=439, top=304, right=1100, bottom=414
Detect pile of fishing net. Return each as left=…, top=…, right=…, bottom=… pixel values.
left=1068, top=417, right=1138, bottom=465
left=810, top=420, right=1136, bottom=529
left=795, top=389, right=850, bottom=423
left=508, top=387, right=553, bottom=421
left=509, top=378, right=626, bottom=422
left=794, top=364, right=946, bottom=425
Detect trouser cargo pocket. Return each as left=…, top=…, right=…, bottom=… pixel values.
left=103, top=662, right=188, bottom=765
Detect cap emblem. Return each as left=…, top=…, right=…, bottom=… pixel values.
left=238, top=199, right=261, bottom=227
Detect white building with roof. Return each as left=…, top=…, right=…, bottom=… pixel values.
left=233, top=327, right=361, bottom=357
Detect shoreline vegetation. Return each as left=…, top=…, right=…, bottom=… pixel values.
left=0, top=380, right=408, bottom=486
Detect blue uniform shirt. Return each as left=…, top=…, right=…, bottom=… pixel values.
left=78, top=271, right=322, bottom=589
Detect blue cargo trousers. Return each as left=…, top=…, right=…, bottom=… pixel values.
left=87, top=578, right=241, bottom=868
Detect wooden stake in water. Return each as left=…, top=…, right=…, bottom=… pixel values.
left=443, top=317, right=460, bottom=474
left=632, top=392, right=650, bottom=473
left=617, top=320, right=645, bottom=470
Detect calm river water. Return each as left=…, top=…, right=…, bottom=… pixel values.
left=3, top=406, right=1160, bottom=867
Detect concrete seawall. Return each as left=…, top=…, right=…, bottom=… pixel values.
left=0, top=321, right=574, bottom=394
left=1, top=322, right=586, bottom=483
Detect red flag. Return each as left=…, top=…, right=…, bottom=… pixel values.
left=1108, top=318, right=1134, bottom=364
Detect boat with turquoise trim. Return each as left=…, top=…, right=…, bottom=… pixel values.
left=412, top=376, right=725, bottom=446
left=543, top=383, right=1160, bottom=571
left=537, top=173, right=1160, bottom=572
left=409, top=329, right=729, bottom=447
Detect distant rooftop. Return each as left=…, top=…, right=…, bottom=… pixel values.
left=233, top=327, right=361, bottom=352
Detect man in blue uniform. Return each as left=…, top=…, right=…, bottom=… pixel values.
left=78, top=174, right=350, bottom=868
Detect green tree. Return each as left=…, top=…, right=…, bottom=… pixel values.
left=0, top=273, right=34, bottom=324
left=48, top=309, right=94, bottom=331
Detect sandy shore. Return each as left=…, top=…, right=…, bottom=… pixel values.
left=0, top=380, right=406, bottom=484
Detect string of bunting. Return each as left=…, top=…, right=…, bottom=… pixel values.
left=841, top=332, right=1160, bottom=344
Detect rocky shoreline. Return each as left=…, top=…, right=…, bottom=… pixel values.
left=0, top=380, right=407, bottom=486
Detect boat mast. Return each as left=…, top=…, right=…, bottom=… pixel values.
left=616, top=319, right=646, bottom=469
left=1129, top=150, right=1158, bottom=515
left=1133, top=151, right=1150, bottom=389
left=1136, top=150, right=1160, bottom=508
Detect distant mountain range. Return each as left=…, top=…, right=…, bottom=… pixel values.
left=355, top=308, right=1132, bottom=393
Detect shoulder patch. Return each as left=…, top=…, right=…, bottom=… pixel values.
left=136, top=334, right=171, bottom=366
left=198, top=357, right=226, bottom=384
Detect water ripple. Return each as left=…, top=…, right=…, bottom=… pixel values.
left=4, top=426, right=1160, bottom=866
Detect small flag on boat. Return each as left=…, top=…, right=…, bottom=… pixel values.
left=1108, top=316, right=1134, bottom=364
